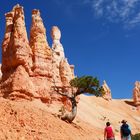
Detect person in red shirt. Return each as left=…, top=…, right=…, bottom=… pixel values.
left=104, top=122, right=115, bottom=140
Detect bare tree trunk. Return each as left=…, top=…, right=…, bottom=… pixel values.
left=61, top=97, right=77, bottom=123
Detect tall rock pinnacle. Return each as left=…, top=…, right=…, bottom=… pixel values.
left=51, top=26, right=65, bottom=60
left=102, top=80, right=112, bottom=101
left=2, top=4, right=32, bottom=77
left=51, top=26, right=65, bottom=86
left=30, top=9, right=52, bottom=77
left=133, top=81, right=140, bottom=109
left=2, top=11, right=14, bottom=74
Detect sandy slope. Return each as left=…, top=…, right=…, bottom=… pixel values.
left=77, top=95, right=140, bottom=139
left=0, top=95, right=139, bottom=140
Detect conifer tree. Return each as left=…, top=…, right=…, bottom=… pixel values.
left=55, top=76, right=104, bottom=123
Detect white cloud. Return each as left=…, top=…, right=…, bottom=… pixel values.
left=128, top=12, right=140, bottom=27
left=82, top=0, right=140, bottom=28
left=93, top=0, right=104, bottom=16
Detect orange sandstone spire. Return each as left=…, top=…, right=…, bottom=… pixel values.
left=30, top=9, right=52, bottom=77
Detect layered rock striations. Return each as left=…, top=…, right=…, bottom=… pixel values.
left=0, top=5, right=75, bottom=102
left=30, top=9, right=52, bottom=77
left=2, top=4, right=32, bottom=77
left=1, top=5, right=34, bottom=99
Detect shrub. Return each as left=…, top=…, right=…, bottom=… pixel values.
left=132, top=133, right=140, bottom=140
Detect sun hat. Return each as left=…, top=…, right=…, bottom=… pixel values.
left=121, top=120, right=127, bottom=123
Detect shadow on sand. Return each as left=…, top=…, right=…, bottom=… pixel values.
left=124, top=100, right=136, bottom=107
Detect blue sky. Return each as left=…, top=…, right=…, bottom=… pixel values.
left=1, top=0, right=140, bottom=99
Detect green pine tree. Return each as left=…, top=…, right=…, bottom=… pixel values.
left=55, top=76, right=104, bottom=123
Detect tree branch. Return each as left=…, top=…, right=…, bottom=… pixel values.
left=52, top=86, right=73, bottom=99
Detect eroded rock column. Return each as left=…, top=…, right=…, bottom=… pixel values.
left=30, top=9, right=52, bottom=77
left=133, top=81, right=140, bottom=108
left=1, top=4, right=35, bottom=99
left=2, top=4, right=32, bottom=77
left=102, top=80, right=112, bottom=101
left=51, top=26, right=65, bottom=86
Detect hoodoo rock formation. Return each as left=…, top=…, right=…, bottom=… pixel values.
left=133, top=81, right=140, bottom=108
left=102, top=80, right=112, bottom=100
left=2, top=4, right=32, bottom=76
left=0, top=4, right=75, bottom=105
left=51, top=26, right=65, bottom=87
left=30, top=9, right=52, bottom=77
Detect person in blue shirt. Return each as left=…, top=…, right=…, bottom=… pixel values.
left=120, top=120, right=131, bottom=140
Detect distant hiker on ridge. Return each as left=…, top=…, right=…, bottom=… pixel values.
left=104, top=122, right=115, bottom=140
left=120, top=120, right=131, bottom=140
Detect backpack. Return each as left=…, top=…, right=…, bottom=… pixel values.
left=121, top=124, right=131, bottom=136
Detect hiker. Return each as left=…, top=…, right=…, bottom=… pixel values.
left=120, top=120, right=131, bottom=140
left=104, top=122, right=115, bottom=140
